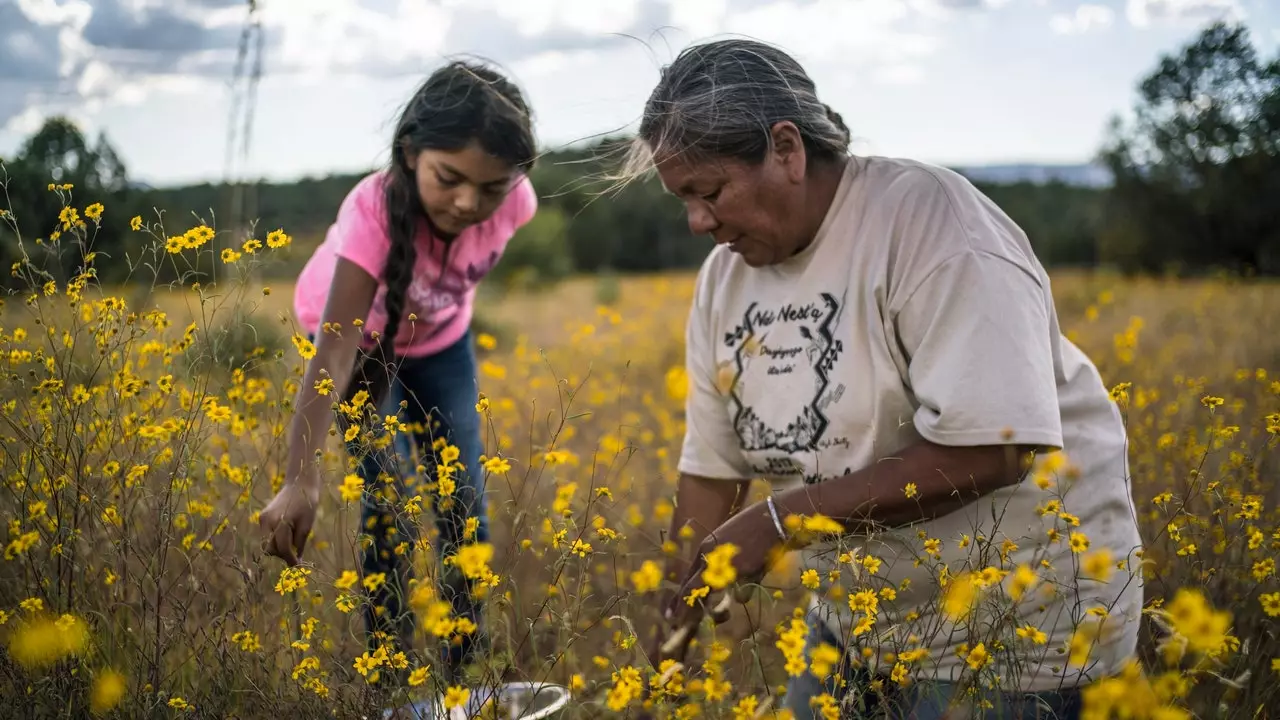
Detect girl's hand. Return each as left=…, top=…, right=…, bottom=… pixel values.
left=259, top=476, right=320, bottom=566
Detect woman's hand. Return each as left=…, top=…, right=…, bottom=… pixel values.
left=640, top=584, right=683, bottom=663
left=665, top=500, right=784, bottom=632
left=259, top=473, right=321, bottom=566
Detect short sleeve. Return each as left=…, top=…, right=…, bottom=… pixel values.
left=677, top=265, right=754, bottom=481
left=331, top=174, right=392, bottom=280
left=894, top=250, right=1064, bottom=450
left=509, top=174, right=539, bottom=229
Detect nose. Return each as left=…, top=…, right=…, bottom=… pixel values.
left=453, top=186, right=480, bottom=215
left=686, top=201, right=719, bottom=236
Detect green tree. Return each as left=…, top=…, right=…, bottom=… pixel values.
left=489, top=204, right=574, bottom=289
left=1, top=117, right=141, bottom=288
left=1098, top=22, right=1280, bottom=275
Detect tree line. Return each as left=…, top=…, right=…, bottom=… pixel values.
left=1, top=21, right=1276, bottom=291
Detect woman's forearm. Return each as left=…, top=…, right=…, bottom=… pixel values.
left=664, top=473, right=751, bottom=582
left=771, top=440, right=1036, bottom=532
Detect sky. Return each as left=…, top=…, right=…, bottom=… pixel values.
left=1, top=0, right=1277, bottom=187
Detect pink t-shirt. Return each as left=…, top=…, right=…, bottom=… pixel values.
left=293, top=169, right=538, bottom=357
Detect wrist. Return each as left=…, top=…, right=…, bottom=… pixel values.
left=764, top=495, right=788, bottom=542
left=663, top=556, right=689, bottom=584
left=283, top=451, right=322, bottom=487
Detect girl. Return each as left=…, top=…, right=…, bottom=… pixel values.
left=258, top=59, right=538, bottom=682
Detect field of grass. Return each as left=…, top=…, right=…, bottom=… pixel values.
left=0, top=204, right=1278, bottom=719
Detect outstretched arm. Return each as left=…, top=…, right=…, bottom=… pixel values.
left=261, top=258, right=377, bottom=564
left=664, top=439, right=1037, bottom=631
left=772, top=440, right=1035, bottom=531
left=283, top=258, right=379, bottom=485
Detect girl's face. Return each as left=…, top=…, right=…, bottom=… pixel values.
left=409, top=139, right=520, bottom=238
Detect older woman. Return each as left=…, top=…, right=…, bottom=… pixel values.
left=627, top=39, right=1145, bottom=719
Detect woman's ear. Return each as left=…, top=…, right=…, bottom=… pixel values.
left=768, top=121, right=808, bottom=184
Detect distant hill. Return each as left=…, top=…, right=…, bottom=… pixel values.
left=950, top=163, right=1113, bottom=188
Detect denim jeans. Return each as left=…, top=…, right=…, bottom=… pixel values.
left=334, top=329, right=489, bottom=678
left=784, top=607, right=1083, bottom=719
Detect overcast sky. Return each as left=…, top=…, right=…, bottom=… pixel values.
left=2, top=0, right=1277, bottom=187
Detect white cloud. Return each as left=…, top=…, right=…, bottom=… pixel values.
left=15, top=0, right=92, bottom=27
left=724, top=0, right=938, bottom=66
left=262, top=0, right=452, bottom=78
left=1125, top=0, right=1243, bottom=28
left=444, top=0, right=643, bottom=37
left=8, top=0, right=1128, bottom=184
left=16, top=0, right=94, bottom=78
left=6, top=0, right=990, bottom=138
left=3, top=0, right=244, bottom=134
left=666, top=0, right=730, bottom=40
left=872, top=64, right=927, bottom=85
left=2, top=106, right=49, bottom=137
left=914, top=0, right=1013, bottom=11
left=1050, top=4, right=1115, bottom=34
left=195, top=4, right=251, bottom=29
left=75, top=58, right=117, bottom=98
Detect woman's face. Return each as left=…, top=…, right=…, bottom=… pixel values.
left=410, top=139, right=519, bottom=237
left=653, top=122, right=814, bottom=267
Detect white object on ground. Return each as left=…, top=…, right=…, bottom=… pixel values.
left=382, top=681, right=570, bottom=720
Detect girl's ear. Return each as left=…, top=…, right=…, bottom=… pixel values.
left=399, top=141, right=419, bottom=171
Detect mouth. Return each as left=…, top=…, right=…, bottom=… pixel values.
left=437, top=212, right=473, bottom=229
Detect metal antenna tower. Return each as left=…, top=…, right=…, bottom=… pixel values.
left=221, top=0, right=264, bottom=282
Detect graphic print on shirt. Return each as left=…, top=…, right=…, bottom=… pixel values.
left=721, top=292, right=854, bottom=484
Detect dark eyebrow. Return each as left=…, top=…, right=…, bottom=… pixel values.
left=675, top=181, right=718, bottom=199
left=438, top=161, right=513, bottom=190
left=671, top=172, right=725, bottom=198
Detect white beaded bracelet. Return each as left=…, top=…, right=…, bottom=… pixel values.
left=765, top=495, right=787, bottom=541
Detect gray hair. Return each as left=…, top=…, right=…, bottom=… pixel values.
left=616, top=38, right=852, bottom=185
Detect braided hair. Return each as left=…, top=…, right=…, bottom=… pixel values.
left=346, top=59, right=536, bottom=409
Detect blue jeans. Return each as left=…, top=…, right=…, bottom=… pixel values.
left=784, top=608, right=1083, bottom=719
left=337, top=330, right=489, bottom=675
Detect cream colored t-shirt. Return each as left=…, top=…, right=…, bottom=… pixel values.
left=677, top=155, right=1144, bottom=692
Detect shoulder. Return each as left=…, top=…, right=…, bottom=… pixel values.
left=857, top=156, right=1042, bottom=294
left=347, top=170, right=391, bottom=205
left=859, top=156, right=988, bottom=224
left=329, top=171, right=394, bottom=267
left=337, top=171, right=391, bottom=225
left=494, top=173, right=539, bottom=231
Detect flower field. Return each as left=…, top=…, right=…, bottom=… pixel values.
left=1, top=192, right=1278, bottom=719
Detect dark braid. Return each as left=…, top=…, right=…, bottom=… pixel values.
left=344, top=58, right=536, bottom=411
left=345, top=169, right=418, bottom=409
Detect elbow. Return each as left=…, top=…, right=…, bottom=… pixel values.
left=975, top=443, right=1038, bottom=491
left=919, top=440, right=1038, bottom=494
